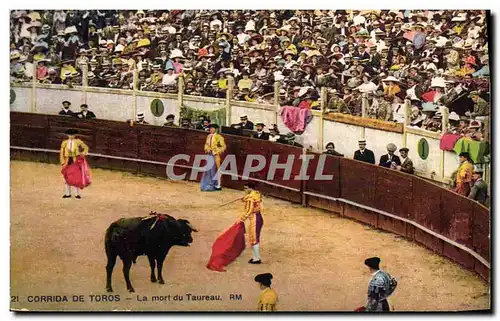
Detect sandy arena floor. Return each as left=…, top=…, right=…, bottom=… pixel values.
left=10, top=160, right=490, bottom=311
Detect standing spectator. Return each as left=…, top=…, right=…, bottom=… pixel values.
left=353, top=139, right=375, bottom=164
left=74, top=104, right=96, bottom=119
left=468, top=168, right=488, bottom=205
left=379, top=143, right=401, bottom=169
left=58, top=100, right=74, bottom=116
left=453, top=152, right=474, bottom=196
left=397, top=147, right=414, bottom=174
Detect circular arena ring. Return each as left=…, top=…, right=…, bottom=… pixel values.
left=10, top=113, right=490, bottom=311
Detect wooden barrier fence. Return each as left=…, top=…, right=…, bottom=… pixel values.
left=10, top=112, right=490, bottom=281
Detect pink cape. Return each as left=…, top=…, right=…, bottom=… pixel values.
left=206, top=222, right=246, bottom=272
left=61, top=156, right=92, bottom=189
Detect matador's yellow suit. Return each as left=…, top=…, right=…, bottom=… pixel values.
left=201, top=124, right=226, bottom=191
left=239, top=188, right=264, bottom=264
left=254, top=273, right=278, bottom=311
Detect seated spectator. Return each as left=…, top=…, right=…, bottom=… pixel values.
left=397, top=147, right=414, bottom=174
left=59, top=100, right=74, bottom=117
left=231, top=115, right=254, bottom=130
left=74, top=104, right=96, bottom=119
left=163, top=114, right=178, bottom=127
left=238, top=71, right=253, bottom=91
left=325, top=89, right=348, bottom=114
left=467, top=91, right=489, bottom=119
left=379, top=143, right=401, bottom=169
left=468, top=168, right=488, bottom=205
left=324, top=142, right=344, bottom=157
left=252, top=122, right=269, bottom=140
left=162, top=66, right=178, bottom=86
left=8, top=10, right=489, bottom=140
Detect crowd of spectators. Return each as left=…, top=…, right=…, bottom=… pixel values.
left=10, top=10, right=490, bottom=139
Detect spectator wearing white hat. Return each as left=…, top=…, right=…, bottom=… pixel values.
left=135, top=112, right=149, bottom=124
left=379, top=143, right=401, bottom=169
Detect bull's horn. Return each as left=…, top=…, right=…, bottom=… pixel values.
left=187, top=222, right=198, bottom=232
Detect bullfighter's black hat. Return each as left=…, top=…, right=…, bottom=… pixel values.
left=65, top=128, right=78, bottom=135
left=209, top=124, right=219, bottom=129
left=62, top=100, right=71, bottom=105
left=364, top=257, right=381, bottom=270
left=245, top=181, right=256, bottom=190
left=254, top=273, right=273, bottom=286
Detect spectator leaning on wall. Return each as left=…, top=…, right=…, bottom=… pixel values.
left=59, top=100, right=74, bottom=116
left=397, top=147, right=414, bottom=174
left=468, top=167, right=488, bottom=206
left=324, top=142, right=344, bottom=157
left=353, top=139, right=375, bottom=164
left=74, top=103, right=96, bottom=119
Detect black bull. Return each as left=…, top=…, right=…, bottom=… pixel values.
left=105, top=213, right=198, bottom=292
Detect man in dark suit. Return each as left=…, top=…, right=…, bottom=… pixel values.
left=59, top=101, right=74, bottom=117
left=379, top=143, right=401, bottom=169
left=74, top=104, right=96, bottom=119
left=232, top=115, right=254, bottom=130
left=468, top=168, right=488, bottom=206
left=353, top=139, right=375, bottom=164
left=252, top=122, right=269, bottom=140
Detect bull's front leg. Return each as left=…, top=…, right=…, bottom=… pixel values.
left=122, top=258, right=135, bottom=292
left=148, top=254, right=157, bottom=283
left=156, top=253, right=167, bottom=284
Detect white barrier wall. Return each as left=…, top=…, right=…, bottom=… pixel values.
left=322, top=120, right=364, bottom=157
left=444, top=151, right=461, bottom=181
left=406, top=132, right=442, bottom=180
left=183, top=96, right=226, bottom=112
left=36, top=87, right=84, bottom=115
left=365, top=128, right=404, bottom=163
left=232, top=102, right=276, bottom=128
left=86, top=91, right=134, bottom=122
left=136, top=95, right=178, bottom=126
left=296, top=116, right=320, bottom=149
left=11, top=83, right=475, bottom=186
left=10, top=86, right=31, bottom=113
